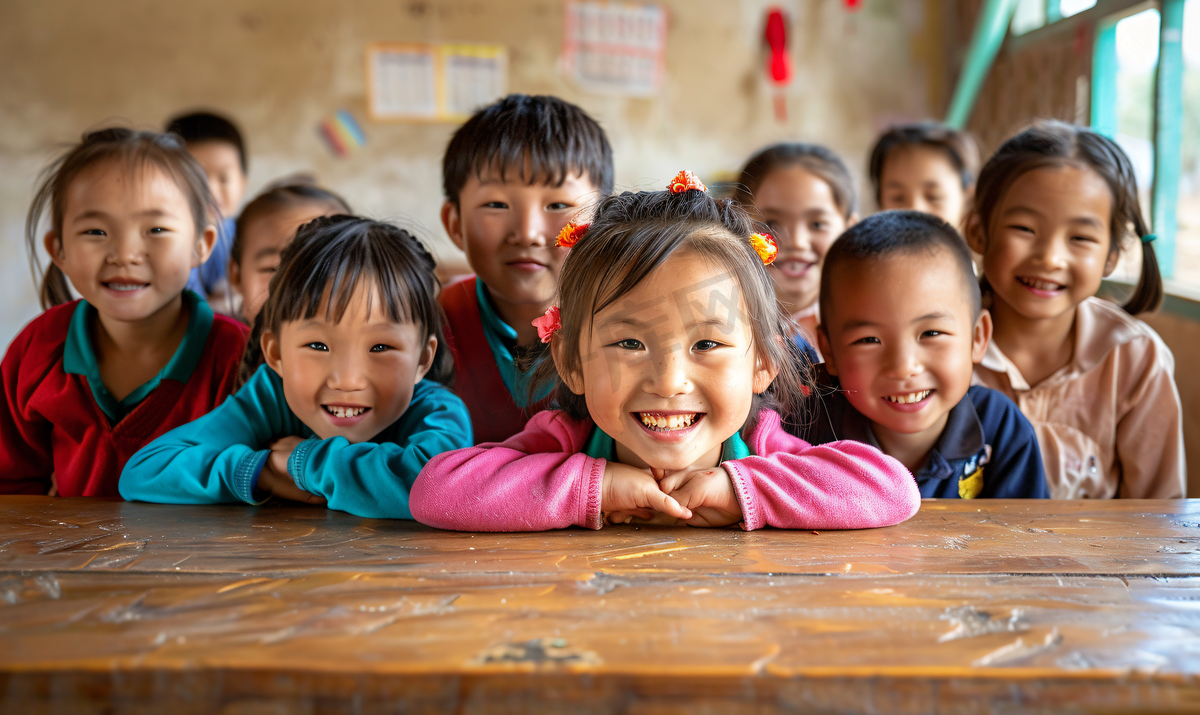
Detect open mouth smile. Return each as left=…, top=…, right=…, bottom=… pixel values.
left=884, top=390, right=931, bottom=404
left=1017, top=276, right=1066, bottom=294
left=773, top=259, right=814, bottom=279
left=323, top=405, right=371, bottom=423
left=102, top=280, right=150, bottom=292
left=634, top=411, right=703, bottom=433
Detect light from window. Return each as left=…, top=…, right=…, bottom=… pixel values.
left=1012, top=0, right=1046, bottom=36
left=1060, top=0, right=1098, bottom=19
left=1177, top=0, right=1200, bottom=288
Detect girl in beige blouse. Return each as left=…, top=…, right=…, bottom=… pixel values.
left=966, top=121, right=1185, bottom=499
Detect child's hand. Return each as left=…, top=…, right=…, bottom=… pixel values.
left=256, top=436, right=327, bottom=505
left=602, top=462, right=691, bottom=524
left=659, top=468, right=743, bottom=527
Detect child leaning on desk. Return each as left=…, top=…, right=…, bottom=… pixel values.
left=410, top=172, right=922, bottom=532
left=120, top=216, right=473, bottom=518
left=799, top=210, right=1048, bottom=499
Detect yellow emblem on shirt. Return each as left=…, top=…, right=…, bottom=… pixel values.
left=959, top=466, right=984, bottom=499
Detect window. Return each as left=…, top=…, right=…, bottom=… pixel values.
left=1060, top=0, right=1099, bottom=18
left=1180, top=0, right=1200, bottom=286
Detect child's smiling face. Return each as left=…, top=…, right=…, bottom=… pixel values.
left=262, top=284, right=436, bottom=443
left=753, top=165, right=850, bottom=315
left=819, top=248, right=989, bottom=445
left=558, top=250, right=775, bottom=472
left=50, top=159, right=215, bottom=324
left=972, top=165, right=1117, bottom=323
left=442, top=170, right=599, bottom=311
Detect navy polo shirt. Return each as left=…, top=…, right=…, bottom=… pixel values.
left=794, top=367, right=1048, bottom=499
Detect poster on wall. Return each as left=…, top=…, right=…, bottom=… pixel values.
left=561, top=2, right=667, bottom=96
left=365, top=43, right=508, bottom=122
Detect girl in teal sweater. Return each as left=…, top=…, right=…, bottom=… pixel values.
left=120, top=216, right=472, bottom=518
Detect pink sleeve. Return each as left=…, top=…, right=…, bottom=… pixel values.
left=723, top=410, right=920, bottom=531
left=410, top=410, right=606, bottom=531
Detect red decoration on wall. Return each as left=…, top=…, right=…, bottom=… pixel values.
left=763, top=7, right=791, bottom=122
left=844, top=0, right=862, bottom=11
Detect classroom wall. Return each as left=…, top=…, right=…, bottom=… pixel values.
left=0, top=0, right=942, bottom=346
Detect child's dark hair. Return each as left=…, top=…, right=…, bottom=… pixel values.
left=237, top=216, right=453, bottom=388
left=527, top=186, right=811, bottom=436
left=165, top=111, right=248, bottom=174
left=732, top=143, right=857, bottom=219
left=442, top=94, right=613, bottom=206
left=820, top=211, right=981, bottom=326
left=869, top=122, right=981, bottom=206
left=231, top=180, right=352, bottom=267
left=25, top=127, right=217, bottom=309
left=973, top=120, right=1161, bottom=315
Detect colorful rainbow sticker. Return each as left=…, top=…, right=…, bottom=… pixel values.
left=319, top=109, right=366, bottom=157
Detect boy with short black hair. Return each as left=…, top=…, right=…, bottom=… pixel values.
left=800, top=210, right=1047, bottom=498
left=439, top=94, right=613, bottom=443
left=165, top=111, right=249, bottom=301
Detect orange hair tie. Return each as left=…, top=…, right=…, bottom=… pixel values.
left=556, top=221, right=588, bottom=248
left=749, top=233, right=778, bottom=265
left=667, top=170, right=707, bottom=194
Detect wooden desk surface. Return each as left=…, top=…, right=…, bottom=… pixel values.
left=2, top=497, right=1200, bottom=714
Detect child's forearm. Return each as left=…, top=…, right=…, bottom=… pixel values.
left=411, top=447, right=605, bottom=531
left=724, top=441, right=920, bottom=530
left=119, top=436, right=267, bottom=505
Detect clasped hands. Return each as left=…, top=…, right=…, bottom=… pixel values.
left=601, top=461, right=743, bottom=527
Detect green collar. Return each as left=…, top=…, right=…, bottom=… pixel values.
left=581, top=424, right=752, bottom=463
left=475, top=279, right=552, bottom=408
left=63, top=290, right=214, bottom=424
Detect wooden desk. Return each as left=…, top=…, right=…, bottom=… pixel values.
left=2, top=497, right=1199, bottom=713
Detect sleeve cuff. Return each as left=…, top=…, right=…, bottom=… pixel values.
left=723, top=462, right=762, bottom=531
left=584, top=457, right=605, bottom=530
left=287, top=437, right=321, bottom=492
left=235, top=450, right=271, bottom=505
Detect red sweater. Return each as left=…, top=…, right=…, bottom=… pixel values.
left=0, top=300, right=247, bottom=497
left=440, top=277, right=541, bottom=444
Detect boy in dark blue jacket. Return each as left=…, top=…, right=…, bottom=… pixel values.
left=795, top=211, right=1047, bottom=499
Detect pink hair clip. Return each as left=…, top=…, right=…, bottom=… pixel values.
left=668, top=170, right=707, bottom=194
left=532, top=305, right=562, bottom=343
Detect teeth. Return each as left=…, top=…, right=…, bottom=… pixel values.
left=106, top=283, right=144, bottom=291
left=638, top=413, right=697, bottom=431
left=325, top=405, right=367, bottom=419
left=885, top=390, right=931, bottom=404
left=1022, top=277, right=1063, bottom=291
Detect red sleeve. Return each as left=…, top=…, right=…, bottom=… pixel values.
left=0, top=320, right=54, bottom=494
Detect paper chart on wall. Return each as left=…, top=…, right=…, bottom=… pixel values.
left=561, top=2, right=667, bottom=96
left=365, top=43, right=507, bottom=122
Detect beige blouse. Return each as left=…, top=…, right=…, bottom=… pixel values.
left=973, top=297, right=1186, bottom=499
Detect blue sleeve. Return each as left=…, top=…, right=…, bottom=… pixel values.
left=970, top=386, right=1049, bottom=499
left=119, top=365, right=303, bottom=505
left=793, top=333, right=821, bottom=366
left=285, top=381, right=474, bottom=519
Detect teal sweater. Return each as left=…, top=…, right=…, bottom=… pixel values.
left=119, top=364, right=473, bottom=518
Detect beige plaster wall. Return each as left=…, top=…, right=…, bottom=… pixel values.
left=0, top=0, right=940, bottom=346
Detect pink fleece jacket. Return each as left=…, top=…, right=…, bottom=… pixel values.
left=411, top=409, right=920, bottom=532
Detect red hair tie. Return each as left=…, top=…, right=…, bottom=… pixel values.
left=668, top=170, right=707, bottom=194
left=749, top=233, right=778, bottom=265
left=556, top=221, right=588, bottom=248
left=532, top=305, right=562, bottom=343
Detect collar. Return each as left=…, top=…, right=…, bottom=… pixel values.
left=475, top=278, right=518, bottom=348
left=819, top=368, right=984, bottom=482
left=980, top=297, right=1146, bottom=391
left=582, top=424, right=752, bottom=463
left=791, top=301, right=820, bottom=323
left=63, top=290, right=214, bottom=422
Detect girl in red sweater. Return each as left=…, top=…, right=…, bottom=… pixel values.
left=0, top=128, right=248, bottom=496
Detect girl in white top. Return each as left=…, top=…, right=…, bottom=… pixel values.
left=967, top=121, right=1184, bottom=499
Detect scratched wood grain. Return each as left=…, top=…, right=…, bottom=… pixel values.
left=3, top=497, right=1200, bottom=713
left=2, top=497, right=1199, bottom=577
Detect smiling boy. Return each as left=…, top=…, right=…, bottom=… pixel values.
left=439, top=94, right=612, bottom=443
left=803, top=211, right=1047, bottom=499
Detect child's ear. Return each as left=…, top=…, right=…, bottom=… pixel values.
left=963, top=213, right=986, bottom=255
left=262, top=330, right=284, bottom=375
left=550, top=337, right=585, bottom=395
left=844, top=212, right=860, bottom=229
left=441, top=201, right=466, bottom=253
left=414, top=335, right=437, bottom=385
left=816, top=326, right=837, bottom=376
left=971, top=309, right=993, bottom=364
left=43, top=231, right=64, bottom=267
left=227, top=259, right=242, bottom=295
left=193, top=224, right=217, bottom=269
left=752, top=353, right=779, bottom=394
left=1102, top=248, right=1121, bottom=277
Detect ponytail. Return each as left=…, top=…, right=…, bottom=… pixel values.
left=1121, top=210, right=1163, bottom=315
left=39, top=264, right=73, bottom=309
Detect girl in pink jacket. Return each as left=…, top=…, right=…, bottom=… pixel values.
left=411, top=171, right=921, bottom=531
